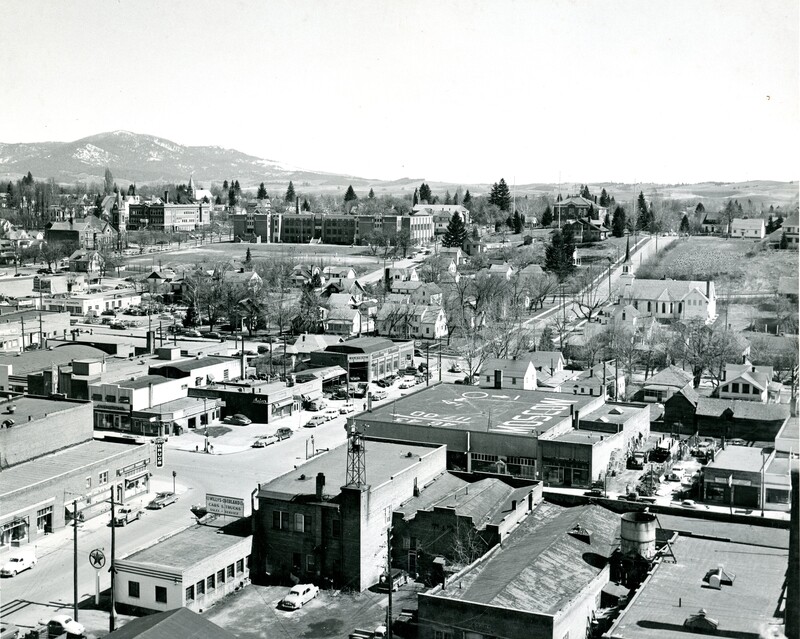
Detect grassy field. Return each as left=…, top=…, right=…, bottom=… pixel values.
left=122, top=241, right=383, bottom=273
left=635, top=237, right=798, bottom=294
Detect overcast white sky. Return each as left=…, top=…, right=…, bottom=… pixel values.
left=1, top=0, right=797, bottom=184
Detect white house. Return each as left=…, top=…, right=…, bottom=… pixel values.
left=621, top=278, right=716, bottom=323
left=730, top=218, right=765, bottom=239
left=718, top=362, right=776, bottom=403
left=413, top=204, right=470, bottom=235
left=480, top=358, right=536, bottom=390
left=376, top=302, right=447, bottom=340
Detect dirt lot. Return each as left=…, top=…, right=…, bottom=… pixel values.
left=204, top=582, right=424, bottom=639
left=635, top=236, right=798, bottom=294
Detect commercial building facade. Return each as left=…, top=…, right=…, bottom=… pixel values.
left=309, top=337, right=414, bottom=382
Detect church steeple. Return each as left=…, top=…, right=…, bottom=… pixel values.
left=620, top=236, right=634, bottom=281
left=188, top=174, right=195, bottom=199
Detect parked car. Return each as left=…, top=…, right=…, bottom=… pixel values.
left=0, top=621, right=20, bottom=639
left=369, top=390, right=388, bottom=401
left=0, top=550, right=36, bottom=577
left=109, top=322, right=126, bottom=330
left=305, top=416, right=326, bottom=428
left=147, top=492, right=178, bottom=509
left=681, top=499, right=698, bottom=509
left=324, top=409, right=340, bottom=421
left=101, top=309, right=116, bottom=316
left=253, top=435, right=278, bottom=448
left=181, top=329, right=202, bottom=338
left=399, top=379, right=414, bottom=389
left=276, top=427, right=293, bottom=440
left=339, top=404, right=356, bottom=415
left=279, top=583, right=319, bottom=610
left=48, top=615, right=84, bottom=637
left=205, top=331, right=222, bottom=340
left=583, top=489, right=603, bottom=497
left=223, top=414, right=252, bottom=426
left=377, top=568, right=408, bottom=592
left=112, top=506, right=144, bottom=527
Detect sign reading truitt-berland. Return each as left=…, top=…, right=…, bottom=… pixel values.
left=206, top=493, right=245, bottom=517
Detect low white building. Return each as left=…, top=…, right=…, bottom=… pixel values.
left=44, top=290, right=142, bottom=317
left=115, top=520, right=252, bottom=616
left=480, top=358, right=536, bottom=390
left=730, top=218, right=765, bottom=239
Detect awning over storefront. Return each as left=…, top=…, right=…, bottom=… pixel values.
left=273, top=397, right=294, bottom=408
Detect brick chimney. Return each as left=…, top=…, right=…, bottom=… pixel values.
left=315, top=472, right=325, bottom=500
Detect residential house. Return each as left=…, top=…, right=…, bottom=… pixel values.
left=219, top=269, right=262, bottom=293
left=718, top=361, right=777, bottom=403
left=376, top=302, right=447, bottom=340
left=783, top=212, right=799, bottom=246
left=518, top=263, right=544, bottom=278
left=291, top=264, right=325, bottom=288
left=527, top=351, right=566, bottom=376
left=437, top=246, right=463, bottom=267
left=563, top=217, right=609, bottom=243
left=68, top=249, right=104, bottom=279
left=386, top=266, right=419, bottom=290
left=480, top=263, right=514, bottom=280
left=553, top=195, right=608, bottom=222
left=701, top=211, right=728, bottom=234
left=46, top=215, right=118, bottom=249
left=620, top=278, right=716, bottom=323
left=730, top=218, right=765, bottom=239
left=461, top=238, right=486, bottom=256
left=325, top=306, right=372, bottom=337
left=480, top=357, right=537, bottom=390
left=322, top=265, right=356, bottom=280
left=413, top=204, right=471, bottom=235
left=565, top=360, right=626, bottom=399
left=409, top=282, right=443, bottom=305
left=320, top=278, right=366, bottom=299
left=633, top=365, right=693, bottom=403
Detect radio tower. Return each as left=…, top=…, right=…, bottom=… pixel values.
left=345, top=421, right=366, bottom=487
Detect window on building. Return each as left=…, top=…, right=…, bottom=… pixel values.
left=433, top=631, right=453, bottom=639
left=294, top=513, right=312, bottom=533
left=105, top=395, right=116, bottom=403
left=227, top=564, right=235, bottom=579
left=92, top=393, right=102, bottom=401
left=185, top=585, right=194, bottom=601
left=128, top=581, right=140, bottom=598
left=119, top=396, right=130, bottom=404
left=217, top=569, right=225, bottom=584
left=273, top=510, right=290, bottom=530
left=99, top=470, right=108, bottom=485
left=236, top=559, right=244, bottom=574
left=292, top=553, right=301, bottom=570
left=155, top=585, right=167, bottom=604
left=85, top=477, right=91, bottom=489
left=752, top=386, right=759, bottom=395
left=331, top=519, right=341, bottom=538
left=196, top=580, right=205, bottom=595
left=732, top=383, right=739, bottom=393
left=207, top=574, right=215, bottom=590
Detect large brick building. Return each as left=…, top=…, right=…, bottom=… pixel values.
left=128, top=196, right=211, bottom=233
left=252, top=438, right=447, bottom=590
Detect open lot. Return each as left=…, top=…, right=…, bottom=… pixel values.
left=635, top=236, right=798, bottom=294
left=204, top=582, right=423, bottom=639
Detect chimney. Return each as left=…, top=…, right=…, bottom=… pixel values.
left=573, top=409, right=580, bottom=429
left=315, top=472, right=325, bottom=500
left=148, top=382, right=154, bottom=408
left=706, top=280, right=710, bottom=298
left=164, top=190, right=169, bottom=204
left=494, top=369, right=503, bottom=389
left=146, top=330, right=155, bottom=355
left=511, top=499, right=517, bottom=510
left=413, top=477, right=419, bottom=497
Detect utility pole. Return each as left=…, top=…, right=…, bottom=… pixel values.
left=73, top=498, right=78, bottom=622
left=425, top=343, right=430, bottom=386
left=438, top=338, right=442, bottom=382
left=386, top=527, right=393, bottom=639
left=109, top=486, right=117, bottom=633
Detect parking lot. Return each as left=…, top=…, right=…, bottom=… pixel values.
left=203, top=582, right=424, bottom=639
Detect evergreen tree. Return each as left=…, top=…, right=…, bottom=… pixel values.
left=603, top=213, right=610, bottom=228
left=103, top=167, right=114, bottom=195
left=257, top=182, right=268, bottom=199
left=776, top=215, right=784, bottom=229
left=444, top=190, right=452, bottom=205
left=780, top=231, right=789, bottom=249
left=471, top=226, right=480, bottom=240
left=580, top=184, right=592, bottom=199
left=442, top=212, right=468, bottom=248
left=680, top=214, right=690, bottom=234
left=234, top=180, right=241, bottom=192
left=368, top=188, right=375, bottom=199
left=766, top=215, right=775, bottom=234
left=215, top=195, right=222, bottom=206
left=541, top=205, right=553, bottom=227
left=127, top=183, right=136, bottom=196
left=418, top=183, right=432, bottom=204
left=599, top=188, right=609, bottom=207
left=6, top=182, right=12, bottom=196
left=538, top=326, right=555, bottom=351
left=183, top=304, right=199, bottom=328
left=285, top=181, right=296, bottom=203
left=412, top=188, right=419, bottom=207
left=453, top=192, right=460, bottom=205
left=462, top=190, right=472, bottom=206
left=228, top=187, right=236, bottom=207
left=544, top=229, right=575, bottom=279
left=488, top=178, right=512, bottom=211
left=343, top=185, right=358, bottom=202
left=556, top=193, right=563, bottom=203
left=513, top=210, right=523, bottom=234
left=301, top=198, right=311, bottom=212
left=611, top=206, right=626, bottom=237
left=223, top=180, right=229, bottom=190
left=245, top=247, right=252, bottom=266
left=636, top=191, right=650, bottom=230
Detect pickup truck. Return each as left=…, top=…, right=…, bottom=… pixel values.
left=113, top=506, right=144, bottom=526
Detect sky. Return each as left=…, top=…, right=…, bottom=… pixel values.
left=1, top=0, right=797, bottom=184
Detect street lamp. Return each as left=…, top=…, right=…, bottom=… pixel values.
left=172, top=470, right=177, bottom=494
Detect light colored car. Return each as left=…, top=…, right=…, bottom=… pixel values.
left=223, top=414, right=252, bottom=426
left=48, top=615, right=84, bottom=637
left=112, top=506, right=144, bottom=527
left=681, top=499, right=697, bottom=509
left=339, top=404, right=356, bottom=415
left=0, top=550, right=36, bottom=577
left=324, top=410, right=339, bottom=421
left=147, top=492, right=178, bottom=509
left=279, top=583, right=319, bottom=610
left=305, top=416, right=326, bottom=428
left=252, top=435, right=278, bottom=448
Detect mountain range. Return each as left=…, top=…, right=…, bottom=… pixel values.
left=0, top=130, right=385, bottom=190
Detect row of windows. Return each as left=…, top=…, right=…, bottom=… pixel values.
left=84, top=469, right=109, bottom=489
left=723, top=382, right=760, bottom=395
left=128, top=581, right=167, bottom=604
left=272, top=510, right=340, bottom=537
left=184, top=557, right=248, bottom=602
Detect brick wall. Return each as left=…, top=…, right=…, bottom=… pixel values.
left=0, top=400, right=93, bottom=467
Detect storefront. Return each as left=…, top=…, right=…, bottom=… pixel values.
left=120, top=459, right=151, bottom=501
left=1, top=515, right=29, bottom=547
left=94, top=403, right=133, bottom=432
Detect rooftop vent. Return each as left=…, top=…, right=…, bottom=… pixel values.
left=703, top=565, right=735, bottom=589
left=683, top=609, right=719, bottom=632
left=609, top=407, right=624, bottom=415
left=568, top=523, right=591, bottom=544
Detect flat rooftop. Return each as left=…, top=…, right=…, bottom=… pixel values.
left=549, top=429, right=611, bottom=444
left=654, top=512, right=789, bottom=549
left=1, top=439, right=147, bottom=497
left=706, top=445, right=766, bottom=473
left=360, top=384, right=600, bottom=436
left=122, top=521, right=251, bottom=571
left=258, top=439, right=441, bottom=500
left=608, top=535, right=787, bottom=638
left=0, top=395, right=89, bottom=426
left=425, top=502, right=619, bottom=614
left=582, top=402, right=644, bottom=425
left=0, top=344, right=107, bottom=376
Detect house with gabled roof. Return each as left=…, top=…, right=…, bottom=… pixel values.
left=552, top=195, right=607, bottom=223
left=730, top=217, right=765, bottom=239
left=783, top=212, right=800, bottom=246
left=46, top=215, right=118, bottom=249
left=633, top=365, right=693, bottom=403
left=479, top=357, right=537, bottom=390
left=718, top=361, right=778, bottom=403
left=620, top=278, right=716, bottom=323
left=701, top=211, right=728, bottom=234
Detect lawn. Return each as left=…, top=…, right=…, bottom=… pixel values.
left=635, top=237, right=798, bottom=294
